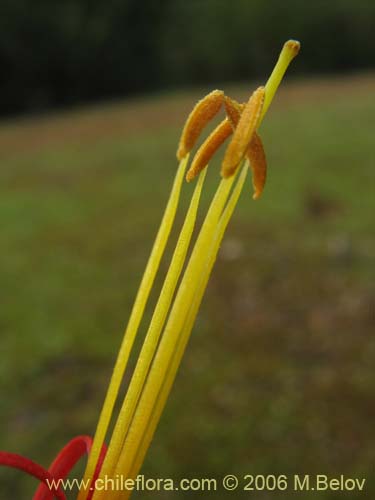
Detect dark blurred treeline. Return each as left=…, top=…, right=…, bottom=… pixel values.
left=1, top=0, right=375, bottom=116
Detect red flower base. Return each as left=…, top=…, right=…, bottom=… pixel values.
left=0, top=436, right=107, bottom=500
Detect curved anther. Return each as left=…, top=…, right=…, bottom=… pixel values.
left=247, top=132, right=267, bottom=200
left=177, top=89, right=224, bottom=160
left=224, top=95, right=244, bottom=128
left=223, top=93, right=267, bottom=199
left=186, top=118, right=233, bottom=182
left=221, top=86, right=265, bottom=178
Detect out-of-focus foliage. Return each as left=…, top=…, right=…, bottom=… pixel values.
left=0, top=0, right=375, bottom=115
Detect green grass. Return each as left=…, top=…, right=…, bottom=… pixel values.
left=0, top=74, right=374, bottom=499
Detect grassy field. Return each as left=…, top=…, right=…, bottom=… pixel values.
left=0, top=74, right=374, bottom=499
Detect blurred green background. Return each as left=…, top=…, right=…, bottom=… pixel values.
left=1, top=0, right=375, bottom=116
left=0, top=1, right=374, bottom=499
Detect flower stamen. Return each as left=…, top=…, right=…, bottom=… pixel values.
left=248, top=132, right=267, bottom=199
left=177, top=89, right=224, bottom=160
left=221, top=86, right=265, bottom=178
left=224, top=95, right=243, bottom=127
left=186, top=118, right=232, bottom=182
left=80, top=39, right=300, bottom=500
left=224, top=96, right=267, bottom=199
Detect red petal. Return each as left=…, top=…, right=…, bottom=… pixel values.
left=0, top=451, right=66, bottom=500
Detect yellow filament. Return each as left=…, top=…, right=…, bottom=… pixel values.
left=110, top=174, right=236, bottom=489
left=125, top=164, right=249, bottom=498
left=92, top=169, right=207, bottom=499
left=79, top=156, right=188, bottom=499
